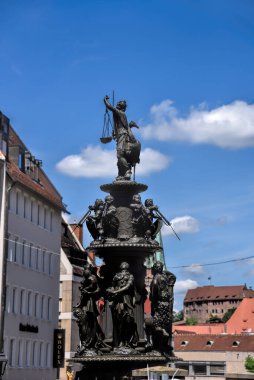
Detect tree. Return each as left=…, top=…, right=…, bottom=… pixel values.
left=185, top=317, right=198, bottom=326
left=245, top=355, right=254, bottom=373
left=173, top=310, right=184, bottom=322
left=209, top=314, right=222, bottom=324
left=222, top=308, right=236, bottom=323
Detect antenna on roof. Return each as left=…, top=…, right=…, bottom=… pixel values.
left=208, top=276, right=212, bottom=285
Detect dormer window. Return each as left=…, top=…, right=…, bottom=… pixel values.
left=24, top=150, right=42, bottom=183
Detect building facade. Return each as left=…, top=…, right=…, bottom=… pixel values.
left=173, top=333, right=254, bottom=380
left=184, top=285, right=254, bottom=324
left=59, top=220, right=88, bottom=380
left=0, top=113, right=65, bottom=380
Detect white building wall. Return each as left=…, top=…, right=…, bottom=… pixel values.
left=4, top=184, right=62, bottom=380
left=0, top=155, right=6, bottom=332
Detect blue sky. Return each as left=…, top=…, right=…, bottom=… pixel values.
left=1, top=0, right=254, bottom=310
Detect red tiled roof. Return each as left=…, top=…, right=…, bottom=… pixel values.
left=7, top=125, right=65, bottom=211
left=184, top=285, right=254, bottom=303
left=173, top=324, right=225, bottom=335
left=226, top=298, right=254, bottom=334
left=174, top=334, right=254, bottom=352
left=174, top=298, right=254, bottom=335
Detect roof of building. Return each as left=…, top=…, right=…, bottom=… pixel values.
left=226, top=298, right=254, bottom=334
left=184, top=285, right=254, bottom=303
left=173, top=324, right=225, bottom=335
left=174, top=298, right=254, bottom=335
left=7, top=125, right=66, bottom=211
left=61, top=218, right=87, bottom=272
left=174, top=334, right=254, bottom=352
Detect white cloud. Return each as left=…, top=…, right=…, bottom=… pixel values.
left=56, top=145, right=170, bottom=178
left=141, top=100, right=254, bottom=148
left=174, top=279, right=198, bottom=294
left=183, top=264, right=206, bottom=276
left=162, top=215, right=200, bottom=237
left=138, top=147, right=170, bottom=175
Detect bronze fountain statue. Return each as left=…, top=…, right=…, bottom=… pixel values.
left=69, top=96, right=179, bottom=380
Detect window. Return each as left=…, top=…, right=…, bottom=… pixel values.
left=14, top=237, right=18, bottom=262
left=23, top=196, right=27, bottom=218
left=1, top=140, right=7, bottom=155
left=21, top=240, right=26, bottom=265
left=47, top=297, right=52, bottom=320
left=44, top=252, right=49, bottom=274
left=5, top=285, right=10, bottom=313
left=193, top=364, right=207, bottom=375
left=27, top=291, right=32, bottom=316
left=43, top=208, right=47, bottom=229
left=35, top=247, right=39, bottom=271
left=41, top=296, right=45, bottom=319
left=29, top=244, right=33, bottom=268
left=9, top=189, right=16, bottom=212
left=50, top=211, right=53, bottom=231
left=210, top=364, right=225, bottom=375
left=34, top=294, right=39, bottom=318
left=9, top=339, right=15, bottom=367
left=37, top=204, right=40, bottom=225
left=7, top=234, right=12, bottom=261
left=30, top=200, right=34, bottom=222
left=46, top=343, right=51, bottom=368
left=25, top=340, right=31, bottom=367
left=42, top=250, right=46, bottom=273
left=17, top=340, right=23, bottom=367
left=16, top=191, right=19, bottom=214
left=20, top=289, right=25, bottom=315
left=32, top=341, right=37, bottom=367
left=39, top=342, right=44, bottom=367
left=12, top=288, right=17, bottom=314
left=175, top=362, right=189, bottom=371
left=18, top=152, right=23, bottom=170
left=49, top=253, right=54, bottom=275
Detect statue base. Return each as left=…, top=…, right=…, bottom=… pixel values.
left=68, top=353, right=177, bottom=380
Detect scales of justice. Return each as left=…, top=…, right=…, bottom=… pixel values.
left=69, top=95, right=180, bottom=380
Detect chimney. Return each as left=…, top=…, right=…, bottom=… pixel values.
left=70, top=224, right=83, bottom=245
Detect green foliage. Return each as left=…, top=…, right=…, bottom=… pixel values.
left=245, top=355, right=254, bottom=373
left=185, top=317, right=198, bottom=326
left=173, top=310, right=184, bottom=322
left=209, top=314, right=222, bottom=324
left=222, top=308, right=236, bottom=323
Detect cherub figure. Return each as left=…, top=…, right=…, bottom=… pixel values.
left=130, top=194, right=145, bottom=237
left=86, top=199, right=104, bottom=240
left=101, top=195, right=119, bottom=239
left=144, top=199, right=163, bottom=241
